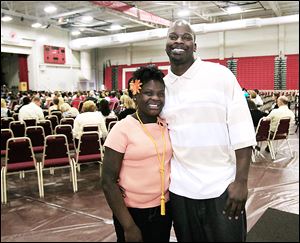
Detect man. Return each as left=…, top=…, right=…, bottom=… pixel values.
left=18, top=96, right=44, bottom=122
left=264, top=95, right=295, bottom=152
left=267, top=95, right=295, bottom=133
left=160, top=20, right=257, bottom=242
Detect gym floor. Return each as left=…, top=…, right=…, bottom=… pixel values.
left=1, top=124, right=299, bottom=242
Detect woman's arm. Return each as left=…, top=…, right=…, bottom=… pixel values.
left=102, top=147, right=142, bottom=242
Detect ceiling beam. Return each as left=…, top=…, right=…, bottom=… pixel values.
left=267, top=1, right=282, bottom=16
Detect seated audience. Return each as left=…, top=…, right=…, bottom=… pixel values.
left=117, top=95, right=136, bottom=120
left=1, top=98, right=11, bottom=117
left=246, top=98, right=268, bottom=128
left=60, top=103, right=79, bottom=118
left=73, top=100, right=108, bottom=141
left=265, top=95, right=295, bottom=152
left=97, top=99, right=116, bottom=118
left=19, top=96, right=44, bottom=122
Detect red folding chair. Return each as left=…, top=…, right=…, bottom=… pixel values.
left=252, top=118, right=271, bottom=162
left=1, top=137, right=42, bottom=204
left=269, top=117, right=293, bottom=160
left=1, top=129, right=14, bottom=157
left=1, top=117, right=14, bottom=129
left=55, top=124, right=75, bottom=150
left=72, top=131, right=103, bottom=191
left=9, top=121, right=26, bottom=137
left=25, top=126, right=45, bottom=153
left=39, top=134, right=76, bottom=197
left=60, top=117, right=75, bottom=128
left=37, top=120, right=53, bottom=136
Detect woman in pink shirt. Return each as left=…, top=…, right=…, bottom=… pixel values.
left=102, top=65, right=172, bottom=242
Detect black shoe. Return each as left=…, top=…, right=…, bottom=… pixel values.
left=265, top=146, right=270, bottom=153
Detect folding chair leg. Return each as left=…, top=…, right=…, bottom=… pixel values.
left=269, top=141, right=276, bottom=160
left=72, top=158, right=78, bottom=192
left=39, top=163, right=44, bottom=198
left=1, top=167, right=7, bottom=204
left=286, top=139, right=293, bottom=158
left=70, top=163, right=76, bottom=192
left=99, top=162, right=103, bottom=177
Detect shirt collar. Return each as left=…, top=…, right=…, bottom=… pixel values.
left=166, top=58, right=202, bottom=84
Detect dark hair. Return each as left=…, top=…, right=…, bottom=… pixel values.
left=129, top=65, right=165, bottom=98
left=97, top=99, right=111, bottom=116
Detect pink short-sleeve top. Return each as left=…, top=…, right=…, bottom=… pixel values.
left=104, top=115, right=172, bottom=208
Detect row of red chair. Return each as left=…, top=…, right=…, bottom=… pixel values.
left=1, top=128, right=103, bottom=204
left=252, top=117, right=293, bottom=161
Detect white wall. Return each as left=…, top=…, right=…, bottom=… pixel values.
left=1, top=21, right=82, bottom=91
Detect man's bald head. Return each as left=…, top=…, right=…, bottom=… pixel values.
left=168, top=19, right=196, bottom=41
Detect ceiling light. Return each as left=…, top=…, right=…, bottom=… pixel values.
left=71, top=30, right=81, bottom=36
left=1, top=16, right=13, bottom=22
left=177, top=9, right=190, bottom=17
left=226, top=6, right=242, bottom=14
left=110, top=24, right=122, bottom=30
left=32, top=22, right=42, bottom=28
left=81, top=16, right=93, bottom=23
left=44, top=6, right=57, bottom=13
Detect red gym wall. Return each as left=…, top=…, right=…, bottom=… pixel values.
left=104, top=54, right=299, bottom=90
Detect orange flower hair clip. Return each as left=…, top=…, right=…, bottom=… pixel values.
left=129, top=79, right=143, bottom=95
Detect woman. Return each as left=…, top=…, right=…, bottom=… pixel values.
left=97, top=98, right=116, bottom=118
left=60, top=102, right=79, bottom=118
left=102, top=65, right=172, bottom=242
left=72, top=100, right=108, bottom=142
left=117, top=95, right=136, bottom=121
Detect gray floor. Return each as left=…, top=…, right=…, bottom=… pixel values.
left=1, top=124, right=299, bottom=242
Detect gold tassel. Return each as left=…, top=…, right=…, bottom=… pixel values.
left=160, top=196, right=165, bottom=215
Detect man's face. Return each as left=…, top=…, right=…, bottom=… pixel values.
left=165, top=23, right=196, bottom=64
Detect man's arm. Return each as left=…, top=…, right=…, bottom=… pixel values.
left=223, top=146, right=252, bottom=220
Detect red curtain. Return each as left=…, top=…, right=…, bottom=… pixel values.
left=18, top=54, right=29, bottom=90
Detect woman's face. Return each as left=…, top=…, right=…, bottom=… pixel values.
left=136, top=80, right=165, bottom=118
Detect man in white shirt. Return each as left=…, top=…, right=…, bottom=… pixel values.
left=254, top=89, right=264, bottom=107
left=264, top=95, right=295, bottom=153
left=267, top=95, right=295, bottom=133
left=18, top=96, right=44, bottom=122
left=160, top=20, right=256, bottom=242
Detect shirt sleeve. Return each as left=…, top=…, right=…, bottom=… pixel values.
left=226, top=71, right=257, bottom=150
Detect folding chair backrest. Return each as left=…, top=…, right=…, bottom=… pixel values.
left=43, top=134, right=70, bottom=167
left=9, top=121, right=26, bottom=137
left=5, top=137, right=36, bottom=171
left=45, top=115, right=59, bottom=132
left=25, top=126, right=45, bottom=148
left=78, top=131, right=102, bottom=157
left=108, top=121, right=118, bottom=133
left=255, top=118, right=271, bottom=142
left=12, top=113, right=19, bottom=121
left=37, top=120, right=53, bottom=136
left=51, top=111, right=62, bottom=122
left=272, top=117, right=291, bottom=140
left=1, top=117, right=14, bottom=129
left=1, top=129, right=14, bottom=156
left=23, top=118, right=37, bottom=127
left=60, top=117, right=74, bottom=128
left=55, top=124, right=74, bottom=149
left=105, top=116, right=118, bottom=129
left=82, top=124, right=99, bottom=132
